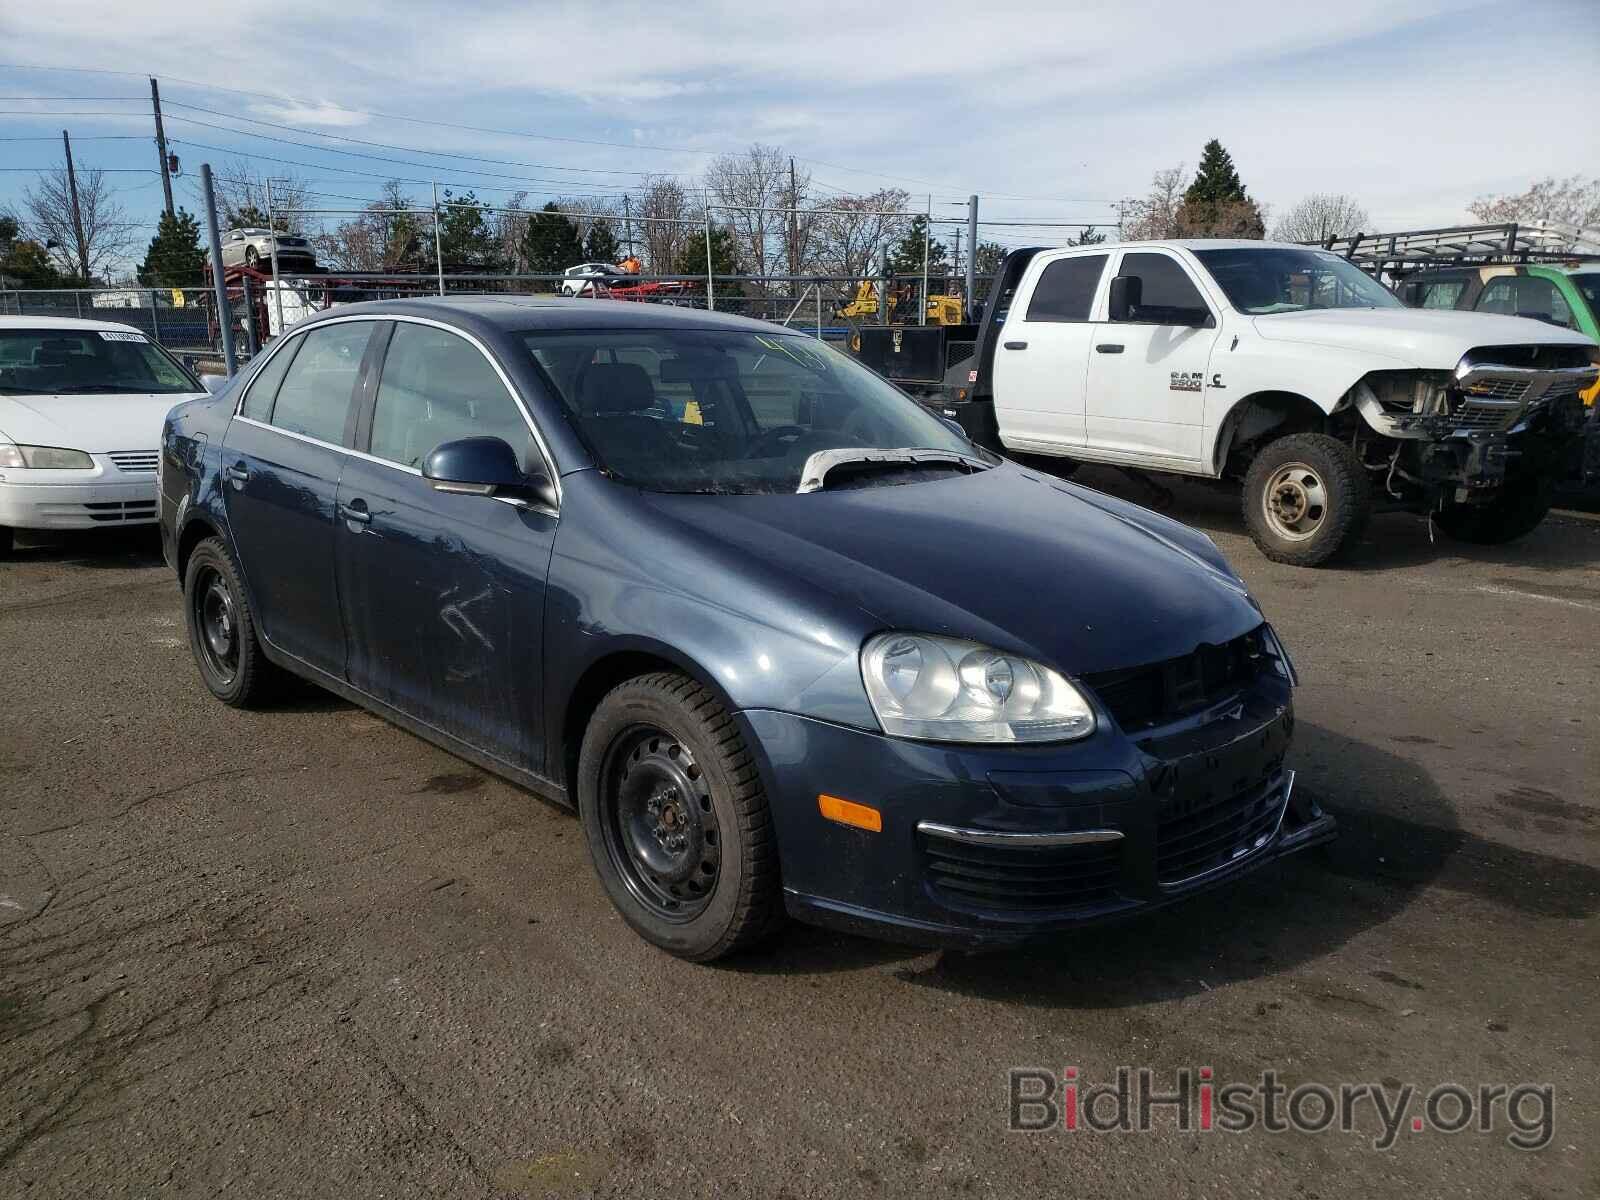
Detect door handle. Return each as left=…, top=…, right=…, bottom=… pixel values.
left=340, top=499, right=372, bottom=528
left=1003, top=340, right=1028, bottom=350
left=223, top=462, right=250, bottom=486
left=1095, top=343, right=1124, bottom=354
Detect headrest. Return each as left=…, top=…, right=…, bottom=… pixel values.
left=579, top=362, right=655, bottom=415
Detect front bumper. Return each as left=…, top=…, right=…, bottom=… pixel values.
left=0, top=464, right=158, bottom=530
left=741, top=678, right=1334, bottom=950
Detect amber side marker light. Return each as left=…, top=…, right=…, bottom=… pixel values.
left=818, top=794, right=882, bottom=833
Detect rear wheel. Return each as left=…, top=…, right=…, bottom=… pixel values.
left=1243, top=433, right=1371, bottom=566
left=183, top=537, right=278, bottom=706
left=578, top=672, right=783, bottom=961
left=244, top=245, right=259, bottom=268
left=1434, top=477, right=1553, bottom=544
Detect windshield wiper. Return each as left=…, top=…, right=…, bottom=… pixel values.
left=797, top=446, right=990, bottom=494
left=53, top=383, right=151, bottom=394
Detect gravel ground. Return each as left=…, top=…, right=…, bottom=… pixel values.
left=2, top=471, right=1596, bottom=1198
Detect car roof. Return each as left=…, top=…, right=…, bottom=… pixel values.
left=295, top=295, right=797, bottom=335
left=0, top=315, right=147, bottom=333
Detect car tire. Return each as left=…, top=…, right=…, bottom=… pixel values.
left=0, top=526, right=12, bottom=557
left=244, top=245, right=259, bottom=268
left=183, top=536, right=279, bottom=707
left=1243, top=432, right=1371, bottom=566
left=1434, top=477, right=1553, bottom=544
left=577, top=672, right=783, bottom=961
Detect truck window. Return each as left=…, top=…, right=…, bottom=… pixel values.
left=1116, top=252, right=1209, bottom=323
left=1476, top=276, right=1573, bottom=328
left=1414, top=279, right=1466, bottom=309
left=1025, top=255, right=1107, bottom=322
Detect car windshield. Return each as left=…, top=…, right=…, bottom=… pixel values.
left=1570, top=273, right=1600, bottom=320
left=1195, top=247, right=1403, bottom=314
left=0, top=328, right=201, bottom=395
left=522, top=328, right=986, bottom=494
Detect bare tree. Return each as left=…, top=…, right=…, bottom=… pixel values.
left=311, top=179, right=427, bottom=272
left=1271, top=193, right=1370, bottom=243
left=203, top=160, right=310, bottom=234
left=1469, top=175, right=1600, bottom=241
left=1121, top=165, right=1187, bottom=240
left=809, top=188, right=911, bottom=278
left=703, top=144, right=809, bottom=287
left=636, top=176, right=694, bottom=274
left=18, top=164, right=138, bottom=283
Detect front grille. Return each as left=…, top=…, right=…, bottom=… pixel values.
left=108, top=450, right=159, bottom=472
left=1542, top=375, right=1589, bottom=403
left=82, top=500, right=157, bottom=523
left=1461, top=378, right=1528, bottom=403
left=1451, top=400, right=1522, bottom=431
left=922, top=835, right=1123, bottom=914
left=1157, top=770, right=1287, bottom=884
left=1082, top=627, right=1271, bottom=733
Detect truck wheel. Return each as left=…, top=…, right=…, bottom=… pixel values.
left=1243, top=433, right=1371, bottom=566
left=577, top=672, right=784, bottom=961
left=1434, top=477, right=1552, bottom=545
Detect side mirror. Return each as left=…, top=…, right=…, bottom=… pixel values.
left=200, top=373, right=227, bottom=394
left=1107, top=274, right=1142, bottom=322
left=422, top=436, right=556, bottom=508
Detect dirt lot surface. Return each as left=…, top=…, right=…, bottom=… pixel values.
left=2, top=470, right=1596, bottom=1198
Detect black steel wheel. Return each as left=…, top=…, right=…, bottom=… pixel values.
left=182, top=536, right=278, bottom=707
left=578, top=672, right=783, bottom=960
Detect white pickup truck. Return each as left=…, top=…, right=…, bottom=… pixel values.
left=883, top=241, right=1599, bottom=564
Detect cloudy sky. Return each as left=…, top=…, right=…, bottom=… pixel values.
left=2, top=0, right=1596, bottom=267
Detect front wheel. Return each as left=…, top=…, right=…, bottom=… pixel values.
left=183, top=537, right=279, bottom=706
left=577, top=673, right=783, bottom=961
left=1434, top=477, right=1552, bottom=544
left=1242, top=432, right=1372, bottom=566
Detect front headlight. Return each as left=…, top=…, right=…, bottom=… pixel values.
left=860, top=632, right=1096, bottom=743
left=0, top=442, right=95, bottom=469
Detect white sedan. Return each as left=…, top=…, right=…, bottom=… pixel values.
left=0, top=317, right=207, bottom=555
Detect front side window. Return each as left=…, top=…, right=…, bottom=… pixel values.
left=1026, top=255, right=1108, bottom=322
left=0, top=328, right=201, bottom=396
left=1114, top=252, right=1211, bottom=323
left=265, top=321, right=372, bottom=444
left=369, top=323, right=533, bottom=469
left=1194, top=247, right=1402, bottom=314
left=523, top=329, right=980, bottom=494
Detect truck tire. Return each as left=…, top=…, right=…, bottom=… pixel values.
left=1243, top=433, right=1371, bottom=566
left=1433, top=477, right=1552, bottom=545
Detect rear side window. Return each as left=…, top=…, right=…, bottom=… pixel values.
left=266, top=322, right=372, bottom=444
left=369, top=323, right=532, bottom=469
left=1414, top=279, right=1466, bottom=309
left=239, top=338, right=301, bottom=420
left=1476, top=276, right=1574, bottom=328
left=1117, top=252, right=1209, bottom=320
left=1026, top=255, right=1107, bottom=322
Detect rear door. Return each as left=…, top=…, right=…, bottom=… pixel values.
left=335, top=319, right=558, bottom=771
left=1084, top=249, right=1219, bottom=464
left=990, top=251, right=1107, bottom=451
left=222, top=319, right=377, bottom=676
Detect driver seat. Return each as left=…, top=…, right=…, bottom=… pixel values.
left=575, top=362, right=675, bottom=466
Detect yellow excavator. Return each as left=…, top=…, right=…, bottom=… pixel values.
left=836, top=279, right=966, bottom=326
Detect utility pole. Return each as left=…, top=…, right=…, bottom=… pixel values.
left=61, top=130, right=89, bottom=283
left=964, top=194, right=978, bottom=313
left=200, top=163, right=237, bottom=375
left=952, top=226, right=962, bottom=294
left=622, top=194, right=634, bottom=258
left=788, top=156, right=800, bottom=281
left=150, top=77, right=174, bottom=219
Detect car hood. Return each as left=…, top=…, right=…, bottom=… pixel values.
left=1250, top=307, right=1596, bottom=367
left=0, top=392, right=198, bottom=452
left=642, top=463, right=1262, bottom=677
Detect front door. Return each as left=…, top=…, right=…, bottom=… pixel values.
left=222, top=320, right=377, bottom=676
left=336, top=320, right=557, bottom=771
left=990, top=252, right=1108, bottom=452
left=1084, top=250, right=1219, bottom=464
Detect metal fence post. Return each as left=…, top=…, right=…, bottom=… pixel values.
left=433, top=181, right=446, bottom=297
left=815, top=279, right=822, bottom=339
left=266, top=177, right=285, bottom=338
left=242, top=277, right=259, bottom=356
left=703, top=196, right=715, bottom=312
left=201, top=163, right=238, bottom=376
left=75, top=291, right=83, bottom=318
left=921, top=194, right=931, bottom=326
left=965, top=194, right=978, bottom=316
left=149, top=288, right=161, bottom=344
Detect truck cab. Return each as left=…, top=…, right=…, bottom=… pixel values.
left=918, top=241, right=1598, bottom=565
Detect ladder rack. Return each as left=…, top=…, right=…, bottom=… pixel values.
left=1311, top=221, right=1600, bottom=276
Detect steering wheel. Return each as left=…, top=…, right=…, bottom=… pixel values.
left=748, top=425, right=809, bottom=457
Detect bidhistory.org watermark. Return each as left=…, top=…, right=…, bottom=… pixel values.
left=1008, top=1067, right=1554, bottom=1151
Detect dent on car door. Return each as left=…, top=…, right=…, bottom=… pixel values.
left=1085, top=250, right=1218, bottom=462
left=221, top=321, right=376, bottom=676
left=336, top=320, right=558, bottom=772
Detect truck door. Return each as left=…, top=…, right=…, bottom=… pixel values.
left=1085, top=250, right=1219, bottom=464
left=989, top=252, right=1108, bottom=452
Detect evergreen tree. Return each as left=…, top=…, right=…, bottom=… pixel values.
left=0, top=215, right=65, bottom=287
left=1069, top=225, right=1107, bottom=246
left=885, top=215, right=949, bottom=277
left=584, top=218, right=620, bottom=264
left=523, top=203, right=585, bottom=276
left=1177, top=139, right=1265, bottom=238
left=136, top=208, right=207, bottom=287
left=1184, top=139, right=1249, bottom=206
left=438, top=190, right=498, bottom=270
left=673, top=224, right=743, bottom=300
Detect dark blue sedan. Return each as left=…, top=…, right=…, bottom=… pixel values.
left=159, top=298, right=1334, bottom=960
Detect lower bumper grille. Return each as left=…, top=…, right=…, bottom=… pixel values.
left=921, top=835, right=1124, bottom=914
left=1157, top=771, right=1289, bottom=885
left=82, top=500, right=157, bottom=523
